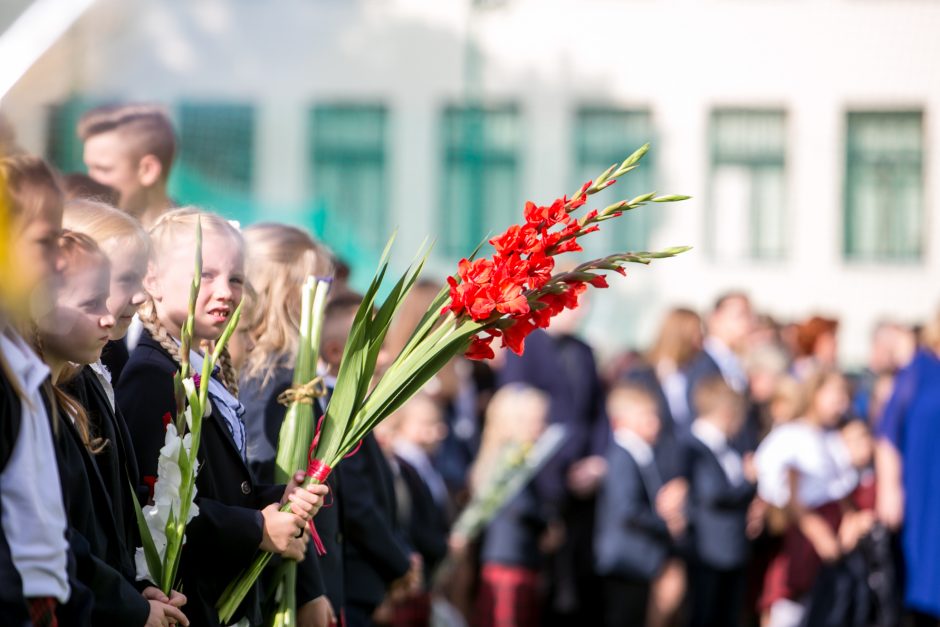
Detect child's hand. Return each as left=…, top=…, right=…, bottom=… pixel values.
left=298, top=594, right=337, bottom=627
left=800, top=514, right=841, bottom=563
left=567, top=456, right=607, bottom=497
left=839, top=510, right=875, bottom=553
left=260, top=503, right=307, bottom=558
left=743, top=453, right=758, bottom=484
left=281, top=470, right=330, bottom=521
left=144, top=599, right=189, bottom=627
left=656, top=478, right=688, bottom=522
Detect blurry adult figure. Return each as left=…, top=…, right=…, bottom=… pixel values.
left=687, top=293, right=755, bottom=452
left=78, top=104, right=176, bottom=228
left=742, top=344, right=790, bottom=446
left=792, top=316, right=839, bottom=380
left=876, top=310, right=940, bottom=625
left=853, top=321, right=917, bottom=421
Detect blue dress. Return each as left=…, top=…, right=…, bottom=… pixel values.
left=878, top=348, right=940, bottom=617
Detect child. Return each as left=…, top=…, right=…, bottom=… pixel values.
left=594, top=383, right=684, bottom=627
left=473, top=384, right=553, bottom=627
left=35, top=230, right=190, bottom=626
left=0, top=155, right=76, bottom=626
left=320, top=293, right=418, bottom=627
left=77, top=104, right=176, bottom=227
left=685, top=376, right=757, bottom=627
left=115, top=208, right=327, bottom=627
left=238, top=223, right=337, bottom=627
left=755, top=370, right=861, bottom=627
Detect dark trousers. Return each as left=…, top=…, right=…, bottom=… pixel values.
left=690, top=562, right=745, bottom=627
left=602, top=576, right=650, bottom=627
left=345, top=602, right=378, bottom=627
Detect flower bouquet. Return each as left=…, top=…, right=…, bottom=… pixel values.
left=132, top=218, right=244, bottom=594
left=218, top=144, right=689, bottom=622
left=267, top=276, right=331, bottom=627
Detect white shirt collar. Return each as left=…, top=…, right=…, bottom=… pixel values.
left=691, top=418, right=729, bottom=453
left=613, top=428, right=655, bottom=467
left=0, top=330, right=49, bottom=393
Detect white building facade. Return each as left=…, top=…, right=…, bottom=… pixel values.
left=3, top=0, right=939, bottom=365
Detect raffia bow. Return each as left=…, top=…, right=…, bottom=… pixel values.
left=276, top=376, right=328, bottom=406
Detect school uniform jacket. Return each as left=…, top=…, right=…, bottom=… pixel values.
left=116, top=330, right=287, bottom=627
left=594, top=441, right=670, bottom=581
left=338, top=433, right=411, bottom=610
left=53, top=394, right=152, bottom=625
left=683, top=435, right=755, bottom=570
left=395, top=456, right=448, bottom=577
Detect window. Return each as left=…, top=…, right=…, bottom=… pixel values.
left=844, top=111, right=924, bottom=261
left=709, top=109, right=787, bottom=260
left=310, top=105, right=388, bottom=252
left=174, top=103, right=255, bottom=217
left=44, top=96, right=94, bottom=173
left=440, top=105, right=520, bottom=255
left=574, top=107, right=655, bottom=253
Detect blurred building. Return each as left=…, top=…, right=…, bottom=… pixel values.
left=2, top=0, right=938, bottom=365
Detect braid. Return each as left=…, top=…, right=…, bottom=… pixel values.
left=217, top=345, right=239, bottom=397
left=139, top=299, right=182, bottom=367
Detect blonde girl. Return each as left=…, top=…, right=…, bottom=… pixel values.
left=238, top=223, right=337, bottom=627
left=115, top=208, right=327, bottom=627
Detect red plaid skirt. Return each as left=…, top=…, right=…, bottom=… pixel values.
left=759, top=501, right=843, bottom=611
left=474, top=564, right=541, bottom=627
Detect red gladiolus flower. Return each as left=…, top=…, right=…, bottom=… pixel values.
left=458, top=258, right=495, bottom=285
left=491, top=224, right=540, bottom=256
left=502, top=318, right=537, bottom=355
left=589, top=275, right=609, bottom=288
left=162, top=412, right=173, bottom=429
left=494, top=280, right=530, bottom=316
left=465, top=335, right=496, bottom=361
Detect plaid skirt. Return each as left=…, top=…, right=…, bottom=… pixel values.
left=474, top=564, right=541, bottom=627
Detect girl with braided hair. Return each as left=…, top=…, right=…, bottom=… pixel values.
left=115, top=208, right=328, bottom=627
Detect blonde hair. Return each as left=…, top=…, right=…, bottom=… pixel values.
left=37, top=231, right=110, bottom=453
left=139, top=207, right=244, bottom=395
left=241, top=223, right=333, bottom=385
left=63, top=198, right=150, bottom=257
left=470, top=384, right=549, bottom=491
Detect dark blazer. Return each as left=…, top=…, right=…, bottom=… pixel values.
left=594, top=441, right=669, bottom=581
left=240, top=366, right=335, bottom=610
left=480, top=482, right=548, bottom=571
left=0, top=369, right=29, bottom=626
left=100, top=339, right=130, bottom=389
left=67, top=367, right=143, bottom=578
left=53, top=391, right=151, bottom=625
left=395, top=456, right=448, bottom=577
left=683, top=435, right=755, bottom=570
left=117, top=330, right=286, bottom=627
left=338, top=434, right=411, bottom=610
left=684, top=349, right=722, bottom=415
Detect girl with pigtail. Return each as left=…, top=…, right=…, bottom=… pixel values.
left=115, top=208, right=328, bottom=627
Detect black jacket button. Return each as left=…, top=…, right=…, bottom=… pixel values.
left=240, top=480, right=251, bottom=495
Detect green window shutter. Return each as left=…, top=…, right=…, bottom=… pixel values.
left=844, top=111, right=923, bottom=262
left=574, top=107, right=655, bottom=254
left=709, top=109, right=787, bottom=260
left=310, top=104, right=388, bottom=253
left=172, top=103, right=255, bottom=222
left=440, top=104, right=520, bottom=256
left=45, top=96, right=94, bottom=173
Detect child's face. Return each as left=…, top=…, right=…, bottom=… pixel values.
left=9, top=201, right=62, bottom=315
left=83, top=132, right=145, bottom=210
left=813, top=376, right=849, bottom=427
left=226, top=325, right=255, bottom=373
left=102, top=238, right=148, bottom=340
left=841, top=421, right=874, bottom=469
left=40, top=262, right=114, bottom=366
left=612, top=397, right=660, bottom=445
left=148, top=229, right=245, bottom=342
left=399, top=399, right=447, bottom=453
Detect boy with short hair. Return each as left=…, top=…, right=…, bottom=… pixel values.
left=595, top=383, right=685, bottom=627
left=686, top=376, right=757, bottom=627
left=78, top=104, right=176, bottom=227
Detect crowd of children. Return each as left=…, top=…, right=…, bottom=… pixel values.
left=0, top=102, right=936, bottom=627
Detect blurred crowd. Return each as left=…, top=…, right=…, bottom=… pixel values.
left=1, top=103, right=938, bottom=627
